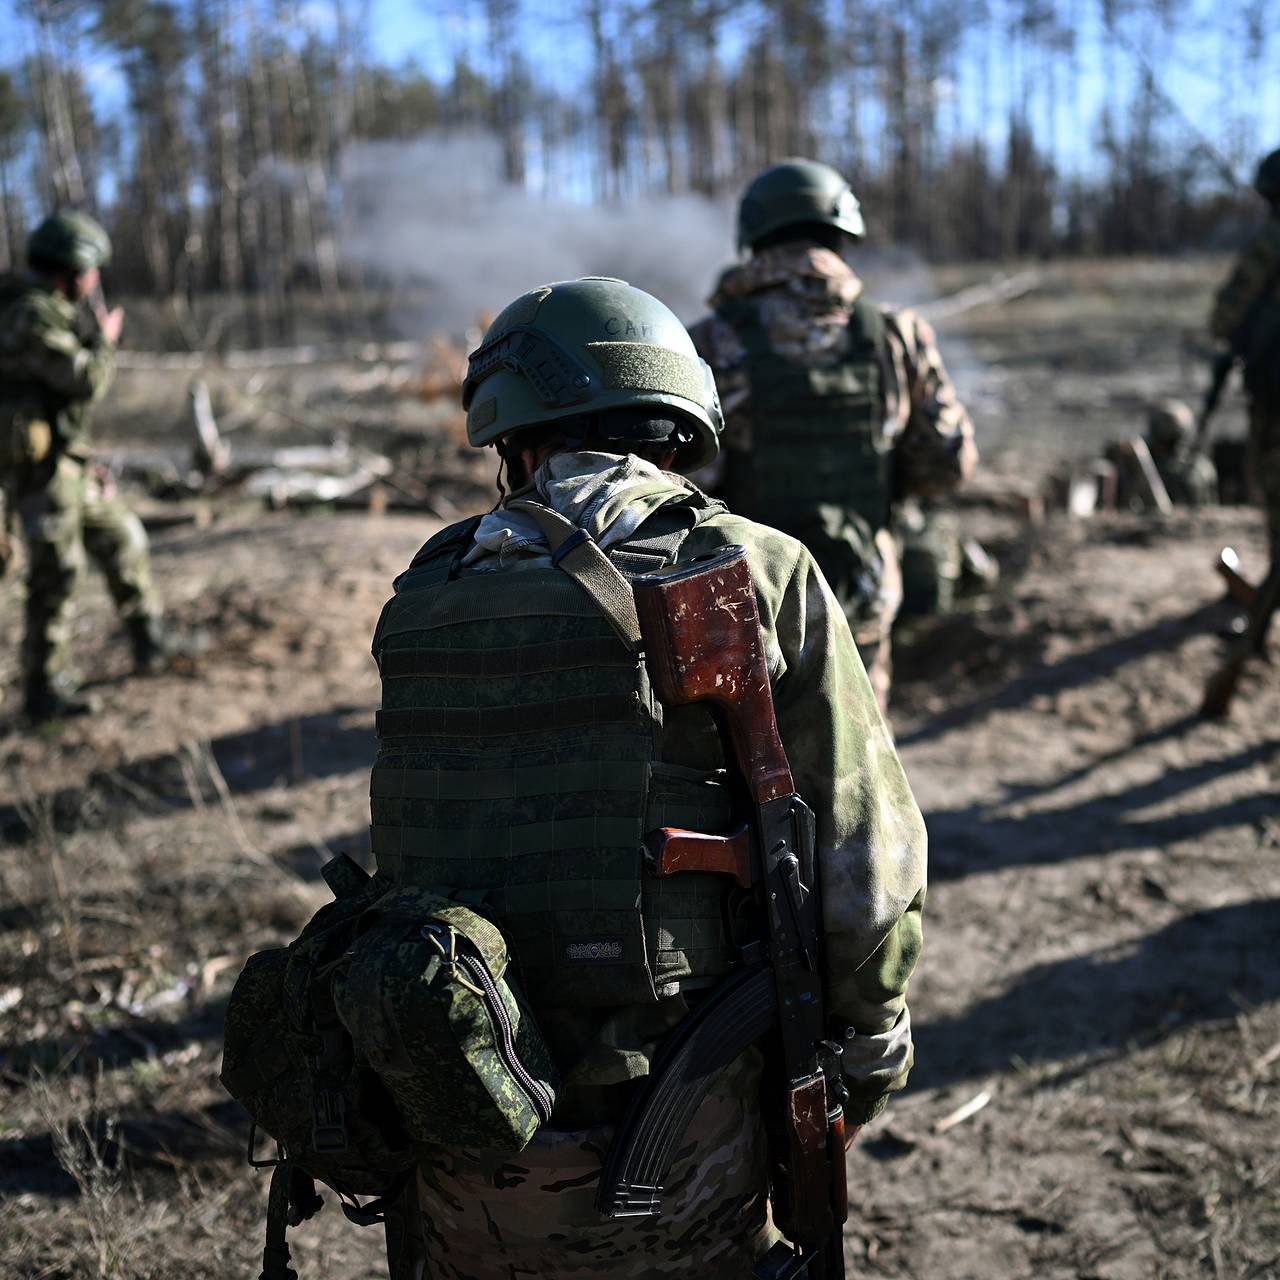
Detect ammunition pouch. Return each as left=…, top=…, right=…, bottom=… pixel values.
left=0, top=411, right=52, bottom=472
left=222, top=855, right=558, bottom=1168
left=333, top=884, right=558, bottom=1151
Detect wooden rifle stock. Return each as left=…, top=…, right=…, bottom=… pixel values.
left=634, top=545, right=790, bottom=892
left=1215, top=547, right=1258, bottom=609
left=633, top=547, right=793, bottom=806
left=1203, top=552, right=1280, bottom=718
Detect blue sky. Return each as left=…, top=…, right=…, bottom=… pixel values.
left=0, top=0, right=1275, bottom=193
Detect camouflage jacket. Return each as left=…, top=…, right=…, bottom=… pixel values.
left=689, top=243, right=978, bottom=499
left=1210, top=216, right=1280, bottom=345
left=449, top=451, right=927, bottom=1125
left=0, top=272, right=115, bottom=458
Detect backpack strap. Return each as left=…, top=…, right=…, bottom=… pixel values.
left=506, top=498, right=642, bottom=652
left=260, top=1161, right=300, bottom=1280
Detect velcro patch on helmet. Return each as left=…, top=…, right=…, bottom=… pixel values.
left=585, top=342, right=706, bottom=406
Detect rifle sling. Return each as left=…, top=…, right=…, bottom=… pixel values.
left=506, top=499, right=643, bottom=651
left=597, top=965, right=777, bottom=1218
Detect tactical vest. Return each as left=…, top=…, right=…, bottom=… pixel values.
left=369, top=507, right=737, bottom=1012
left=718, top=294, right=891, bottom=536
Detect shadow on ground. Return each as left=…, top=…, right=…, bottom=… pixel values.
left=896, top=599, right=1226, bottom=749
left=0, top=995, right=231, bottom=1082
left=911, top=897, right=1280, bottom=1092
left=927, top=736, right=1280, bottom=880
left=0, top=705, right=374, bottom=843
left=0, top=1098, right=247, bottom=1199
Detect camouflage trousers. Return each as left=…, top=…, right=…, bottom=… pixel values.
left=850, top=530, right=903, bottom=718
left=4, top=452, right=160, bottom=685
left=416, top=1088, right=774, bottom=1279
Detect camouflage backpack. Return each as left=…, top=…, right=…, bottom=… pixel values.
left=221, top=853, right=558, bottom=1279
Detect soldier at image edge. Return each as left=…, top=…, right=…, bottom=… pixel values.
left=690, top=157, right=978, bottom=713
left=370, top=276, right=927, bottom=1278
left=1210, top=147, right=1280, bottom=567
left=0, top=209, right=197, bottom=721
left=1145, top=398, right=1218, bottom=507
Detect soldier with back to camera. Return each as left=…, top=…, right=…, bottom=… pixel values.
left=691, top=158, right=977, bottom=713
left=367, top=276, right=927, bottom=1279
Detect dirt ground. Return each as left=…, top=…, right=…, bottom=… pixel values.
left=1, top=258, right=1276, bottom=1279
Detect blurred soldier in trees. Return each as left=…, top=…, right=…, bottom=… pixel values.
left=1144, top=399, right=1218, bottom=506
left=0, top=210, right=193, bottom=721
left=691, top=159, right=977, bottom=712
left=1210, top=149, right=1280, bottom=566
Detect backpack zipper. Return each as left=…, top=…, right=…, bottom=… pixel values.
left=453, top=951, right=554, bottom=1123
left=424, top=924, right=554, bottom=1123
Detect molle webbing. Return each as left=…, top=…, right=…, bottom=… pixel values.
left=375, top=693, right=641, bottom=740
left=371, top=556, right=734, bottom=1009
left=379, top=635, right=634, bottom=679
left=721, top=295, right=890, bottom=534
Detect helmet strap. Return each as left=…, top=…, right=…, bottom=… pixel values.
left=493, top=452, right=510, bottom=508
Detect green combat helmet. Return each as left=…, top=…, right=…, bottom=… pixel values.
left=737, top=157, right=866, bottom=252
left=1146, top=398, right=1196, bottom=451
left=1254, top=148, right=1280, bottom=205
left=462, top=276, right=723, bottom=472
left=27, top=209, right=112, bottom=273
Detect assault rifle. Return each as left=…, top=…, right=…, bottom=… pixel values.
left=598, top=545, right=849, bottom=1280
left=1195, top=348, right=1236, bottom=454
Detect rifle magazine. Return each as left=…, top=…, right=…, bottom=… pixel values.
left=596, top=966, right=776, bottom=1219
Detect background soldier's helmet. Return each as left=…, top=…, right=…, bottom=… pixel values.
left=462, top=277, right=723, bottom=472
left=27, top=209, right=113, bottom=273
left=736, top=157, right=866, bottom=252
left=1254, top=148, right=1280, bottom=204
left=1146, top=397, right=1196, bottom=448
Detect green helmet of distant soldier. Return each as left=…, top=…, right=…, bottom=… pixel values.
left=1254, top=149, right=1280, bottom=206
left=1146, top=398, right=1197, bottom=452
left=462, top=276, right=723, bottom=472
left=27, top=209, right=112, bottom=274
left=736, top=158, right=866, bottom=253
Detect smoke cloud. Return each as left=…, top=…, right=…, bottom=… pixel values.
left=336, top=132, right=1004, bottom=456
left=339, top=132, right=735, bottom=334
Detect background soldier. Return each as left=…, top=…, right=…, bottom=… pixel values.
left=370, top=277, right=927, bottom=1279
left=0, top=210, right=192, bottom=721
left=1210, top=148, right=1280, bottom=568
left=1145, top=398, right=1218, bottom=506
left=691, top=158, right=977, bottom=713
